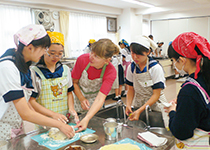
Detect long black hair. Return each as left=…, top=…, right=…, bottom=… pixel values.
left=130, top=43, right=149, bottom=55
left=15, top=34, right=51, bottom=73
left=168, top=43, right=210, bottom=91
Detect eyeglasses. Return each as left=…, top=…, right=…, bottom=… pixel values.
left=46, top=49, right=64, bottom=58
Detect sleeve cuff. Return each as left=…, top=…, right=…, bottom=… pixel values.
left=3, top=90, right=24, bottom=103
left=152, top=82, right=165, bottom=89
left=126, top=79, right=133, bottom=86
left=31, top=91, right=38, bottom=98
left=68, top=86, right=74, bottom=92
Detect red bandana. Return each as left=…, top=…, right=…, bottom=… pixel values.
left=172, top=32, right=210, bottom=79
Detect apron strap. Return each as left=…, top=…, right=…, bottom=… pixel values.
left=31, top=66, right=46, bottom=80
left=84, top=63, right=107, bottom=78
left=84, top=63, right=91, bottom=71
left=183, top=77, right=210, bottom=103
left=100, top=64, right=107, bottom=78
left=62, top=65, right=69, bottom=77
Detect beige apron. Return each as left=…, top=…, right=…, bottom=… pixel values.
left=132, top=61, right=169, bottom=127
left=74, top=63, right=107, bottom=113
left=173, top=77, right=210, bottom=150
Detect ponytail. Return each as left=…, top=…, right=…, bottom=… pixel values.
left=201, top=57, right=210, bottom=91
left=15, top=42, right=31, bottom=73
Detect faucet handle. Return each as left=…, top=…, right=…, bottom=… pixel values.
left=145, top=105, right=151, bottom=111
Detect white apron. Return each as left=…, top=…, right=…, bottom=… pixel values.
left=74, top=63, right=106, bottom=113
left=173, top=77, right=210, bottom=150
left=132, top=61, right=169, bottom=127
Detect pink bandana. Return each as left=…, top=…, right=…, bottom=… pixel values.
left=172, top=32, right=210, bottom=79
left=14, top=24, right=47, bottom=47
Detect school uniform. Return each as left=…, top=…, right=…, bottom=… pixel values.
left=126, top=56, right=169, bottom=127
left=71, top=53, right=116, bottom=113
left=121, top=47, right=132, bottom=78
left=0, top=49, right=32, bottom=140
left=111, top=53, right=124, bottom=89
left=30, top=61, right=74, bottom=116
left=169, top=73, right=210, bottom=149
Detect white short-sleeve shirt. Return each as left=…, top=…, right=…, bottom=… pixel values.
left=0, top=60, right=24, bottom=119
left=126, top=57, right=166, bottom=89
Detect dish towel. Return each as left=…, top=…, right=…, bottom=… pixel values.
left=137, top=131, right=168, bottom=147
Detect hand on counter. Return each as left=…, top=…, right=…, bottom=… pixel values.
left=74, top=117, right=89, bottom=133
left=59, top=123, right=75, bottom=138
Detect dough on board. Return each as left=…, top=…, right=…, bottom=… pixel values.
left=100, top=143, right=140, bottom=150
left=48, top=126, right=75, bottom=140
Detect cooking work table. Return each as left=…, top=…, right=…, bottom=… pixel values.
left=7, top=114, right=175, bottom=150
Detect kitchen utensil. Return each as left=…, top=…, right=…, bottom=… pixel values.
left=80, top=133, right=98, bottom=143
left=103, top=122, right=118, bottom=140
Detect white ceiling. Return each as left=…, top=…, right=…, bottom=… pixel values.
left=1, top=0, right=210, bottom=15
left=78, top=0, right=210, bottom=14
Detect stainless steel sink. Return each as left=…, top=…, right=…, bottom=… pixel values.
left=95, top=105, right=165, bottom=128
left=148, top=127, right=172, bottom=137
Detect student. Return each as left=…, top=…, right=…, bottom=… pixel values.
left=111, top=52, right=124, bottom=101
left=83, top=39, right=96, bottom=53
left=29, top=31, right=79, bottom=124
left=118, top=39, right=132, bottom=97
left=0, top=24, right=74, bottom=140
left=155, top=41, right=164, bottom=57
left=125, top=36, right=169, bottom=128
left=164, top=32, right=210, bottom=149
left=72, top=39, right=119, bottom=132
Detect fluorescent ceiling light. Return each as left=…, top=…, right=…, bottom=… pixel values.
left=122, top=0, right=155, bottom=7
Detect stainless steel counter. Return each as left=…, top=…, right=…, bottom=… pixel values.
left=7, top=115, right=175, bottom=150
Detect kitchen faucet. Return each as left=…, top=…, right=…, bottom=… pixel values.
left=116, top=99, right=126, bottom=123
left=145, top=105, right=151, bottom=129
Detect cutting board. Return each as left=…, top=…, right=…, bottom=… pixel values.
left=31, top=123, right=95, bottom=150
left=114, top=138, right=153, bottom=150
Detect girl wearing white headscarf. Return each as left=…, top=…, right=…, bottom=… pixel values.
left=125, top=36, right=169, bottom=128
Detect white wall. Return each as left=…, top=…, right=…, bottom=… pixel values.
left=117, top=8, right=143, bottom=44
left=151, top=16, right=210, bottom=56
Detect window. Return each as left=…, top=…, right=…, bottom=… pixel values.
left=0, top=5, right=32, bottom=56
left=67, top=12, right=116, bottom=58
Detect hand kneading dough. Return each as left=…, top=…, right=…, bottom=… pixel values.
left=48, top=126, right=75, bottom=140
left=100, top=143, right=140, bottom=150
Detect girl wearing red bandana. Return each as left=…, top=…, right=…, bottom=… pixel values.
left=165, top=32, right=210, bottom=149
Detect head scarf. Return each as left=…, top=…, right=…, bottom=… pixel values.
left=120, top=39, right=129, bottom=47
left=132, top=35, right=157, bottom=50
left=89, top=39, right=96, bottom=44
left=14, top=24, right=47, bottom=47
left=47, top=31, right=64, bottom=46
left=172, top=32, right=210, bottom=79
